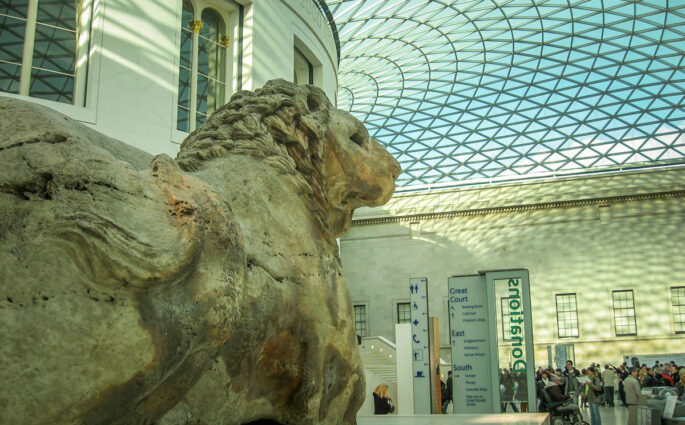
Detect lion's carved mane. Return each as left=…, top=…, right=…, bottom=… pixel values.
left=177, top=80, right=333, bottom=237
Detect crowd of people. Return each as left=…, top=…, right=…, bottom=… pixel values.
left=372, top=358, right=684, bottom=421
left=535, top=359, right=684, bottom=425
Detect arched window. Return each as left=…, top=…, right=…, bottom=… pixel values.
left=176, top=1, right=193, bottom=132
left=176, top=3, right=227, bottom=133
left=0, top=0, right=92, bottom=105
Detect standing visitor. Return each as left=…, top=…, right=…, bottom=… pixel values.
left=618, top=364, right=628, bottom=406
left=601, top=365, right=616, bottom=407
left=515, top=372, right=528, bottom=412
left=624, top=368, right=641, bottom=425
left=373, top=383, right=395, bottom=415
left=442, top=371, right=453, bottom=413
left=580, top=369, right=589, bottom=408
left=583, top=367, right=603, bottom=425
left=564, top=360, right=581, bottom=405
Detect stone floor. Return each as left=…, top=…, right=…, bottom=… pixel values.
left=357, top=403, right=631, bottom=424
left=579, top=403, right=629, bottom=424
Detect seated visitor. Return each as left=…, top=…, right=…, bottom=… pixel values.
left=544, top=376, right=580, bottom=414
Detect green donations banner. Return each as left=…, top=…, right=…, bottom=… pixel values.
left=448, top=270, right=535, bottom=414
left=504, top=277, right=526, bottom=373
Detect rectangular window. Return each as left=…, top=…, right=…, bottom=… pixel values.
left=397, top=302, right=411, bottom=324
left=555, top=293, right=579, bottom=338
left=612, top=290, right=637, bottom=336
left=0, top=0, right=91, bottom=105
left=672, top=286, right=685, bottom=334
left=353, top=304, right=367, bottom=338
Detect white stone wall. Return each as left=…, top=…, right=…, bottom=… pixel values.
left=2, top=0, right=338, bottom=157
left=248, top=0, right=338, bottom=99
left=340, top=167, right=685, bottom=367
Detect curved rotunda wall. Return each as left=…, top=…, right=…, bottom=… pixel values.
left=0, top=0, right=338, bottom=157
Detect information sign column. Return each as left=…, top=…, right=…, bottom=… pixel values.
left=409, top=277, right=430, bottom=414
left=447, top=274, right=494, bottom=413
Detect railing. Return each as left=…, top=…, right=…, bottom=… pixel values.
left=311, top=0, right=341, bottom=65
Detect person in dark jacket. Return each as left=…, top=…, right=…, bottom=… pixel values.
left=515, top=372, right=529, bottom=412
left=641, top=369, right=657, bottom=387
left=544, top=376, right=580, bottom=415
left=618, top=364, right=629, bottom=406
left=373, top=383, right=394, bottom=414
left=655, top=367, right=674, bottom=386
left=442, top=371, right=453, bottom=413
left=500, top=369, right=519, bottom=412
left=563, top=360, right=581, bottom=405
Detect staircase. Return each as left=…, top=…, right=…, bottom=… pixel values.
left=359, top=336, right=398, bottom=385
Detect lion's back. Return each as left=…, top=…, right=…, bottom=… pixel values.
left=0, top=97, right=246, bottom=424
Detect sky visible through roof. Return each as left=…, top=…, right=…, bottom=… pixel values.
left=325, top=0, right=685, bottom=190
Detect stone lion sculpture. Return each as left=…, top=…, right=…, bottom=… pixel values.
left=0, top=79, right=399, bottom=425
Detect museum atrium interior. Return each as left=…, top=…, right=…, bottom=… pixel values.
left=1, top=0, right=684, bottom=420
left=325, top=0, right=685, bottom=416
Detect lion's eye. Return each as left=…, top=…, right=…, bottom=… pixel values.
left=350, top=128, right=368, bottom=147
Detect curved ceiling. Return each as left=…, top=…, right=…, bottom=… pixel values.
left=325, top=0, right=685, bottom=190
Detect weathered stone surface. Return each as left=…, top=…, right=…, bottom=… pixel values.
left=0, top=79, right=399, bottom=425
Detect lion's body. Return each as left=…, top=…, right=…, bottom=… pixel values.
left=0, top=79, right=399, bottom=425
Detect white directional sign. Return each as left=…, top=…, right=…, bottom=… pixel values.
left=448, top=275, right=493, bottom=413
left=410, top=277, right=431, bottom=414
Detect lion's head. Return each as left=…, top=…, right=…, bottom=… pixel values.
left=177, top=79, right=400, bottom=238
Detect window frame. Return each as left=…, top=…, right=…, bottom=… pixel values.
left=555, top=293, right=579, bottom=339
left=671, top=286, right=685, bottom=335
left=293, top=35, right=322, bottom=87
left=353, top=303, right=369, bottom=338
left=293, top=46, right=313, bottom=85
left=0, top=0, right=93, bottom=107
left=612, top=289, right=637, bottom=337
left=175, top=0, right=234, bottom=134
left=396, top=301, right=411, bottom=324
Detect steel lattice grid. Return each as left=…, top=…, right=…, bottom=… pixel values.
left=326, top=0, right=685, bottom=190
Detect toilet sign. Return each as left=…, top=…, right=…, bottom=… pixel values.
left=410, top=277, right=431, bottom=414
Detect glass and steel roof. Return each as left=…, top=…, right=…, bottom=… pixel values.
left=325, top=0, right=685, bottom=190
